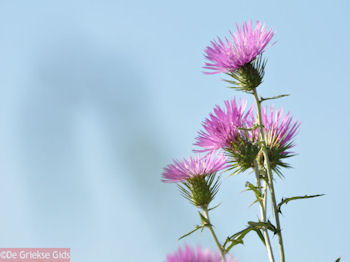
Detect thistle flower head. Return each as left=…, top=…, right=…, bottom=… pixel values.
left=257, top=106, right=301, bottom=173
left=166, top=245, right=233, bottom=262
left=162, top=154, right=227, bottom=207
left=194, top=99, right=254, bottom=153
left=261, top=106, right=300, bottom=149
left=204, top=21, right=274, bottom=75
left=162, top=153, right=227, bottom=183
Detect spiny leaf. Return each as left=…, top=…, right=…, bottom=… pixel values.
left=178, top=225, right=204, bottom=240
left=245, top=182, right=263, bottom=202
left=208, top=203, right=221, bottom=212
left=260, top=94, right=290, bottom=102
left=224, top=227, right=252, bottom=252
left=238, top=126, right=259, bottom=131
left=278, top=194, right=325, bottom=213
left=198, top=211, right=211, bottom=226
left=249, top=199, right=259, bottom=207
left=248, top=220, right=279, bottom=235
left=224, top=220, right=278, bottom=253
left=253, top=228, right=266, bottom=246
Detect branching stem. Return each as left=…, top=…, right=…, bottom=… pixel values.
left=252, top=88, right=286, bottom=262
left=253, top=162, right=275, bottom=262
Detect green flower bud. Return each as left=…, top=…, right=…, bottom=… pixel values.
left=225, top=56, right=266, bottom=92
left=178, top=174, right=220, bottom=209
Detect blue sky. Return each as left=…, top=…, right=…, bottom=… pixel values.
left=0, top=0, right=349, bottom=261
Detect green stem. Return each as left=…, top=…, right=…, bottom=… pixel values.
left=253, top=162, right=275, bottom=262
left=252, top=88, right=286, bottom=262
left=202, top=207, right=226, bottom=262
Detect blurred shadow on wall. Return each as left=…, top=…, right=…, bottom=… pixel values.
left=14, top=34, right=183, bottom=255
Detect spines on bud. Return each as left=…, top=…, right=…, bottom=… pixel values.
left=225, top=56, right=266, bottom=92
left=178, top=173, right=220, bottom=208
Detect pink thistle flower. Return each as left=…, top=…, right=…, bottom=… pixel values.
left=194, top=99, right=254, bottom=153
left=165, top=245, right=233, bottom=262
left=162, top=153, right=227, bottom=183
left=250, top=106, right=301, bottom=174
left=260, top=106, right=301, bottom=156
left=204, top=21, right=274, bottom=74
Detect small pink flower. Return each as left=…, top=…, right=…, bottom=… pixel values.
left=165, top=245, right=233, bottom=262
left=162, top=153, right=227, bottom=183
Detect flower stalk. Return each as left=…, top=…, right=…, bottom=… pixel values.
left=253, top=161, right=275, bottom=262
left=202, top=206, right=227, bottom=262
left=252, top=88, right=286, bottom=262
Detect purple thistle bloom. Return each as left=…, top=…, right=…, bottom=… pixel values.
left=204, top=21, right=274, bottom=74
left=162, top=153, right=227, bottom=183
left=165, top=245, right=233, bottom=262
left=260, top=106, right=300, bottom=154
left=194, top=99, right=254, bottom=153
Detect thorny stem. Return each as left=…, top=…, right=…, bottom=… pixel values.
left=253, top=161, right=275, bottom=262
left=252, top=88, right=286, bottom=262
left=202, top=207, right=226, bottom=262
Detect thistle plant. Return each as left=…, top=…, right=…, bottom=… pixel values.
left=162, top=21, right=332, bottom=262
left=162, top=154, right=229, bottom=260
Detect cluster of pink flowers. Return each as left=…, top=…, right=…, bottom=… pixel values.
left=194, top=99, right=300, bottom=155
left=162, top=99, right=299, bottom=183
left=162, top=20, right=283, bottom=184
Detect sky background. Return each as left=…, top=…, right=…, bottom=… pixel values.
left=0, top=0, right=348, bottom=261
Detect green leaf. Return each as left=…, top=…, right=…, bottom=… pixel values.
left=278, top=194, right=325, bottom=213
left=198, top=211, right=214, bottom=230
left=247, top=220, right=279, bottom=235
left=260, top=94, right=290, bottom=102
left=199, top=211, right=210, bottom=225
left=224, top=220, right=278, bottom=253
left=249, top=199, right=259, bottom=207
left=335, top=258, right=341, bottom=262
left=253, top=228, right=266, bottom=246
left=224, top=227, right=252, bottom=252
left=208, top=203, right=221, bottom=212
left=238, top=126, right=259, bottom=131
left=178, top=225, right=204, bottom=240
left=245, top=182, right=263, bottom=201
